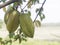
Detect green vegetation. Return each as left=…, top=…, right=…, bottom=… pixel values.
left=8, top=39, right=60, bottom=45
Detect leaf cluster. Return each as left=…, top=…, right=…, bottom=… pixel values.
left=0, top=0, right=46, bottom=44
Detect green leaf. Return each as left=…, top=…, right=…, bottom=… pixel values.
left=14, top=35, right=19, bottom=41
left=31, top=0, right=40, bottom=4
left=24, top=10, right=28, bottom=12
left=34, top=20, right=41, bottom=27
left=42, top=13, right=45, bottom=19
left=38, top=7, right=45, bottom=21
left=27, top=1, right=32, bottom=8
left=36, top=8, right=40, bottom=13
left=40, top=13, right=45, bottom=21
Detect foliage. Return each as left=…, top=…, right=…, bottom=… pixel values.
left=0, top=0, right=46, bottom=44
left=34, top=20, right=41, bottom=27
left=0, top=39, right=60, bottom=45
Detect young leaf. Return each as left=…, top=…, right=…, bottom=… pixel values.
left=34, top=20, right=41, bottom=27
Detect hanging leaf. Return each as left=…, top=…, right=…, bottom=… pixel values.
left=27, top=0, right=40, bottom=8
left=42, top=13, right=45, bottom=19
left=40, top=13, right=45, bottom=21
left=34, top=20, right=41, bottom=27
left=36, top=8, right=40, bottom=13
left=38, top=7, right=45, bottom=21
left=37, top=7, right=43, bottom=17
left=24, top=10, right=27, bottom=12
left=39, top=7, right=43, bottom=14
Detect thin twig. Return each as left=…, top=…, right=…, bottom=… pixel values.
left=33, top=0, right=46, bottom=23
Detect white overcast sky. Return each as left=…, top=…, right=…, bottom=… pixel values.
left=0, top=0, right=60, bottom=23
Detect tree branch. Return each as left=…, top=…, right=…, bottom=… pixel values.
left=0, top=0, right=18, bottom=9
left=33, top=0, right=46, bottom=23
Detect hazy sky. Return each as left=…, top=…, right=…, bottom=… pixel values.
left=0, top=0, right=60, bottom=23
left=42, top=0, right=60, bottom=23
